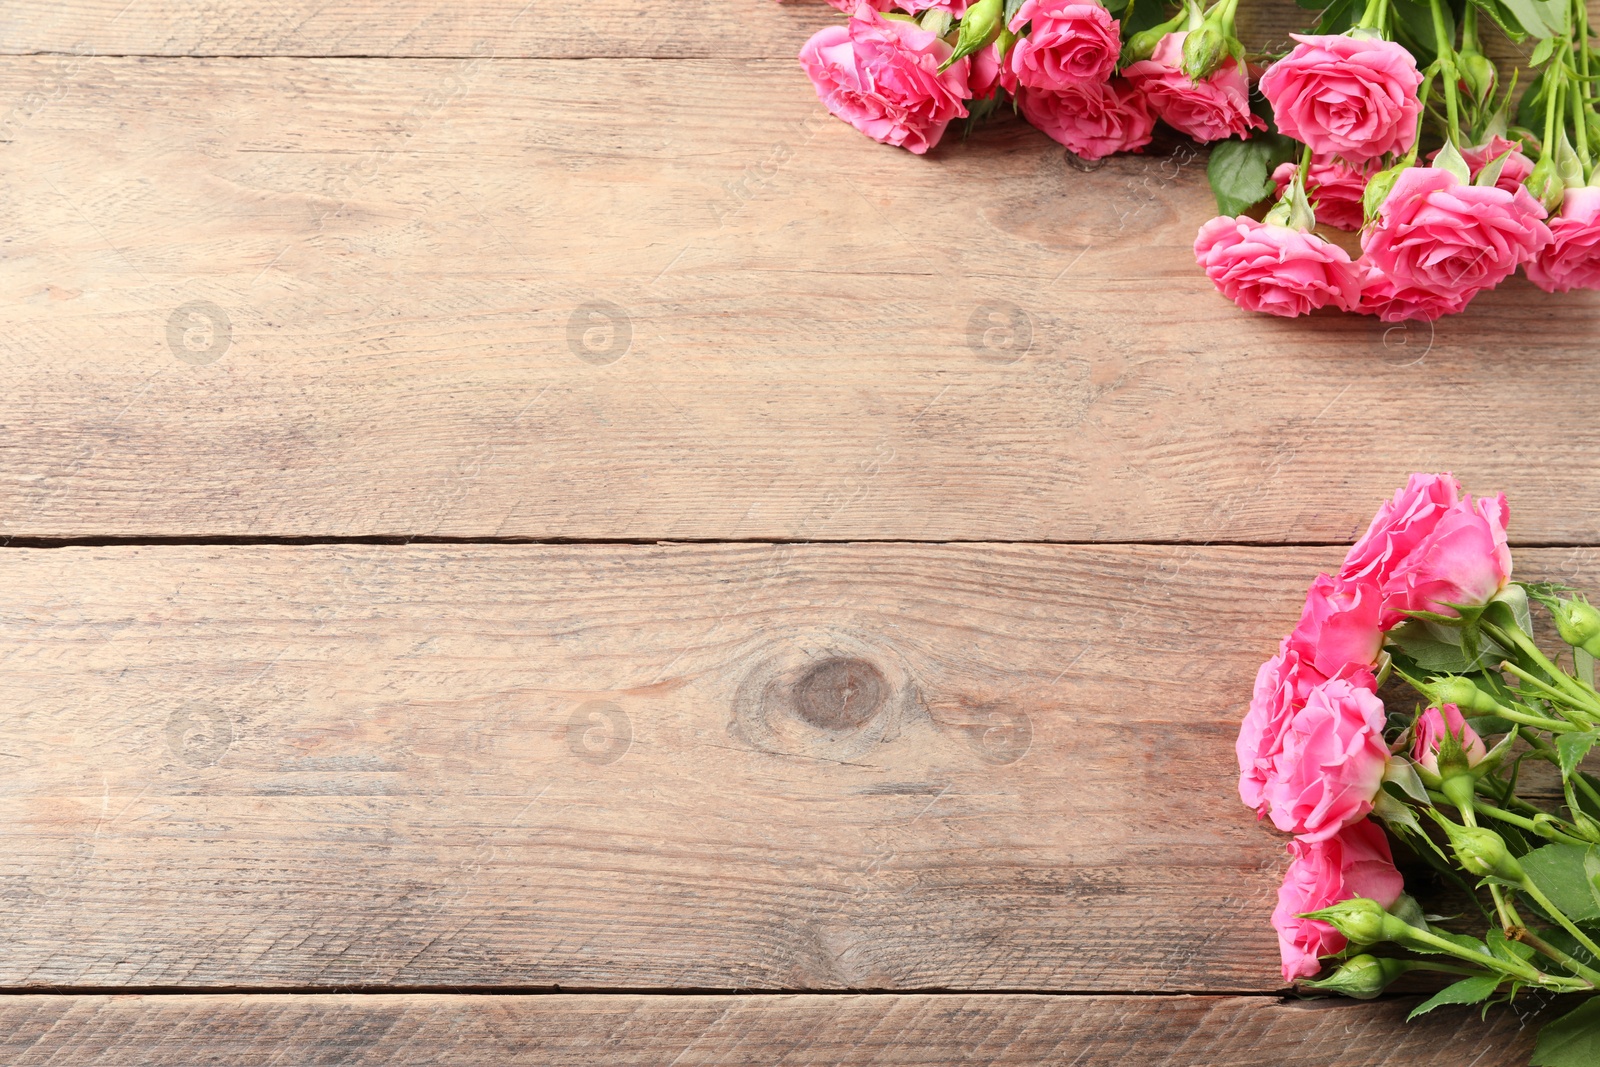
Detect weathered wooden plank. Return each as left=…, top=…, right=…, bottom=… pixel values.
left=0, top=0, right=1558, bottom=60
left=1, top=543, right=1595, bottom=990
left=0, top=993, right=1543, bottom=1065
left=2, top=56, right=1597, bottom=543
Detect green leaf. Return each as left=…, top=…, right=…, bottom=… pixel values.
left=1002, top=0, right=1027, bottom=27
left=1205, top=136, right=1295, bottom=217
left=1529, top=36, right=1557, bottom=65
left=1386, top=620, right=1502, bottom=673
left=1391, top=0, right=1454, bottom=59
left=1487, top=926, right=1537, bottom=963
left=1497, top=0, right=1570, bottom=37
left=1407, top=975, right=1502, bottom=1020
left=1559, top=732, right=1600, bottom=780
left=1312, top=0, right=1361, bottom=33
left=1521, top=843, right=1600, bottom=922
left=1533, top=997, right=1600, bottom=1066
left=1468, top=0, right=1530, bottom=41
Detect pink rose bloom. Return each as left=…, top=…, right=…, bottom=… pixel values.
left=1339, top=471, right=1461, bottom=625
left=1353, top=261, right=1477, bottom=322
left=1239, top=643, right=1377, bottom=815
left=1283, top=573, right=1384, bottom=681
left=1427, top=135, right=1535, bottom=194
left=1526, top=186, right=1600, bottom=294
left=1258, top=34, right=1423, bottom=164
left=798, top=6, right=972, bottom=155
left=1337, top=473, right=1511, bottom=622
left=1382, top=492, right=1512, bottom=620
left=1271, top=155, right=1371, bottom=232
left=1263, top=676, right=1389, bottom=842
left=1006, top=0, right=1121, bottom=90
left=1125, top=32, right=1265, bottom=143
left=1018, top=79, right=1156, bottom=160
left=1362, top=165, right=1550, bottom=302
left=1193, top=216, right=1363, bottom=317
left=1412, top=704, right=1487, bottom=777
left=968, top=41, right=1006, bottom=100
left=1273, top=820, right=1404, bottom=981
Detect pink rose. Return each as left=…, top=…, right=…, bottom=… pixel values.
left=1353, top=261, right=1477, bottom=322
left=1362, top=165, right=1551, bottom=303
left=1124, top=32, right=1265, bottom=143
left=1381, top=492, right=1512, bottom=620
left=1263, top=676, right=1389, bottom=841
left=1006, top=0, right=1121, bottom=90
left=1018, top=79, right=1155, bottom=160
left=1271, top=155, right=1371, bottom=232
left=1258, top=34, right=1423, bottom=164
left=1283, top=573, right=1383, bottom=685
left=1427, top=135, right=1535, bottom=194
left=1272, top=820, right=1404, bottom=981
left=1526, top=186, right=1600, bottom=294
left=1339, top=471, right=1461, bottom=626
left=798, top=6, right=972, bottom=155
left=1412, top=704, right=1487, bottom=777
left=1193, top=216, right=1363, bottom=317
left=968, top=41, right=1006, bottom=100
left=1239, top=643, right=1377, bottom=815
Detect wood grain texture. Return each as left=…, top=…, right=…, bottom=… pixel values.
left=0, top=993, right=1545, bottom=1065
left=2, top=54, right=1598, bottom=542
left=1, top=542, right=1595, bottom=991
left=0, top=0, right=1571, bottom=59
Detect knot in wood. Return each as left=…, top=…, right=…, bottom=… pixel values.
left=791, top=657, right=886, bottom=732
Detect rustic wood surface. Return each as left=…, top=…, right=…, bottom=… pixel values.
left=5, top=0, right=1598, bottom=1062
left=0, top=994, right=1546, bottom=1065
left=1, top=24, right=1596, bottom=542
left=0, top=544, right=1592, bottom=998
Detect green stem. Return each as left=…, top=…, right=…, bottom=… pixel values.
left=1405, top=71, right=1436, bottom=165
left=1483, top=702, right=1583, bottom=734
left=1356, top=0, right=1389, bottom=33
left=1429, top=0, right=1461, bottom=141
left=1519, top=926, right=1600, bottom=985
left=1520, top=876, right=1600, bottom=960
left=1500, top=660, right=1600, bottom=721
left=1572, top=63, right=1591, bottom=179
left=1484, top=620, right=1599, bottom=707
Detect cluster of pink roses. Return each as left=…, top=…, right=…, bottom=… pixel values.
left=1235, top=472, right=1511, bottom=980
left=798, top=0, right=1263, bottom=160
left=795, top=0, right=1600, bottom=322
left=1194, top=33, right=1598, bottom=321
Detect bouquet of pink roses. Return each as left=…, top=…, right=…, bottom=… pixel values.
left=794, top=0, right=1600, bottom=320
left=1238, top=472, right=1600, bottom=1065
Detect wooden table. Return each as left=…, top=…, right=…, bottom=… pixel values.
left=2, top=1, right=1596, bottom=1062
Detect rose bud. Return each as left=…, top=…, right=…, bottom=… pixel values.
left=1413, top=704, right=1487, bottom=779
left=1553, top=597, right=1600, bottom=657
left=1180, top=23, right=1227, bottom=80
left=1301, top=897, right=1408, bottom=946
left=1525, top=153, right=1566, bottom=215
left=1301, top=954, right=1414, bottom=998
left=1440, top=821, right=1524, bottom=882
left=1423, top=676, right=1502, bottom=716
left=1457, top=50, right=1497, bottom=106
